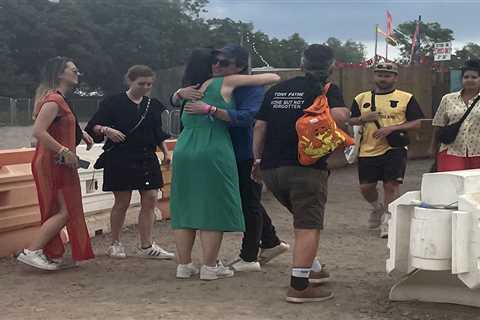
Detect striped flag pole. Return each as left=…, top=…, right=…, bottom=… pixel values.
left=409, top=16, right=421, bottom=64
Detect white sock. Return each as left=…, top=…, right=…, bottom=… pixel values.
left=311, top=258, right=322, bottom=272
left=291, top=267, right=311, bottom=278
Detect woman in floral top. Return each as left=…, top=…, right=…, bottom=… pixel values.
left=431, top=59, right=480, bottom=171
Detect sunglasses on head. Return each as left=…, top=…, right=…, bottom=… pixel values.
left=212, top=57, right=235, bottom=68
left=376, top=63, right=393, bottom=70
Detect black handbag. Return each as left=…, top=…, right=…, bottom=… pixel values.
left=93, top=98, right=151, bottom=169
left=438, top=96, right=480, bottom=145
left=371, top=92, right=410, bottom=148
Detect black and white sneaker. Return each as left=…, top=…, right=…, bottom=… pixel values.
left=136, top=242, right=175, bottom=260
left=17, top=249, right=58, bottom=271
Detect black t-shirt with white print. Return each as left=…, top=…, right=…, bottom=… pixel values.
left=256, top=76, right=345, bottom=170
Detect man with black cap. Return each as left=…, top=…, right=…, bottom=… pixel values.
left=171, top=44, right=289, bottom=273
left=349, top=62, right=424, bottom=238
left=252, top=44, right=350, bottom=303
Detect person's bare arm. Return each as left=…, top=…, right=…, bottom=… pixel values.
left=331, top=107, right=350, bottom=129
left=33, top=102, right=78, bottom=167
left=33, top=102, right=63, bottom=153
left=251, top=120, right=268, bottom=182
left=373, top=119, right=422, bottom=139
left=224, top=73, right=280, bottom=89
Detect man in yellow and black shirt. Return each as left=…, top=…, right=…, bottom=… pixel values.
left=349, top=62, right=424, bottom=238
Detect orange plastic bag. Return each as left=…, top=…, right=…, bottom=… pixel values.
left=296, top=83, right=354, bottom=166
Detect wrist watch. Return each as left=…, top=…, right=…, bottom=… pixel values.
left=254, top=159, right=262, bottom=165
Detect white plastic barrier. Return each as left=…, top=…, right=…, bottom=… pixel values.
left=387, top=169, right=480, bottom=307
left=77, top=144, right=141, bottom=216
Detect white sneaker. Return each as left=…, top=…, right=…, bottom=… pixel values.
left=17, top=249, right=58, bottom=271
left=136, top=242, right=175, bottom=260
left=106, top=241, right=126, bottom=259
left=368, top=206, right=384, bottom=229
left=200, top=263, right=234, bottom=281
left=258, top=241, right=290, bottom=265
left=379, top=213, right=391, bottom=238
left=229, top=257, right=261, bottom=272
left=176, top=262, right=200, bottom=279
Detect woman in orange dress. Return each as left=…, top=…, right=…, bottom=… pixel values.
left=17, top=56, right=95, bottom=270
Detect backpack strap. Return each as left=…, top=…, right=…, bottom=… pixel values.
left=323, top=82, right=331, bottom=95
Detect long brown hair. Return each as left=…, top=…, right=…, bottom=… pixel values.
left=34, top=56, right=72, bottom=116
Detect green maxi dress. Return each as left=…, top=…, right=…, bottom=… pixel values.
left=170, top=77, right=245, bottom=232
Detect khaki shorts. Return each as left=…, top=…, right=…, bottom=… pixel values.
left=262, top=166, right=328, bottom=229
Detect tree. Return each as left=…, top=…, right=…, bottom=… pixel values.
left=395, top=20, right=454, bottom=62
left=325, top=37, right=366, bottom=63
left=456, top=42, right=480, bottom=61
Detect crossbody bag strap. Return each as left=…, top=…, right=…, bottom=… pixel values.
left=457, top=95, right=480, bottom=125
left=370, top=91, right=382, bottom=129
left=105, top=97, right=151, bottom=152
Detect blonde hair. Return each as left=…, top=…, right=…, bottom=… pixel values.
left=34, top=56, right=72, bottom=114
left=124, top=65, right=156, bottom=84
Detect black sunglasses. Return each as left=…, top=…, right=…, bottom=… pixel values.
left=212, top=57, right=235, bottom=68
left=376, top=63, right=394, bottom=70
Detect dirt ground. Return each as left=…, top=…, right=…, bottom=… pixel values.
left=1, top=159, right=479, bottom=320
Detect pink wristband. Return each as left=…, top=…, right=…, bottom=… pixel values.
left=200, top=104, right=212, bottom=114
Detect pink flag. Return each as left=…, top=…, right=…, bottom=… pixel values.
left=386, top=11, right=393, bottom=36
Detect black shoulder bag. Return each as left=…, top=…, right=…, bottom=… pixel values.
left=438, top=95, right=480, bottom=145
left=93, top=97, right=151, bottom=169
left=371, top=92, right=410, bottom=148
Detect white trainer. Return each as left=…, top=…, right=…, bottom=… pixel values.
left=200, top=263, right=234, bottom=280
left=176, top=262, right=200, bottom=279
left=230, top=257, right=261, bottom=272
left=17, top=249, right=58, bottom=271
left=368, top=206, right=384, bottom=229
left=379, top=213, right=391, bottom=238
left=137, top=242, right=175, bottom=260
left=258, top=241, right=290, bottom=265
left=106, top=241, right=126, bottom=259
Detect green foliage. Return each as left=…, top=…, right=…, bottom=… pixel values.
left=0, top=0, right=367, bottom=97
left=325, top=37, right=366, bottom=63
left=395, top=20, right=454, bottom=62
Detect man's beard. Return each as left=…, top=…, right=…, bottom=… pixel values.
left=376, top=82, right=394, bottom=91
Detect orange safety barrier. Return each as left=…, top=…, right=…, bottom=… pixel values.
left=0, top=139, right=177, bottom=257
left=156, top=139, right=176, bottom=220
left=0, top=148, right=40, bottom=257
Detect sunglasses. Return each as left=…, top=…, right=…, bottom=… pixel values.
left=376, top=64, right=394, bottom=70
left=212, top=57, right=235, bottom=68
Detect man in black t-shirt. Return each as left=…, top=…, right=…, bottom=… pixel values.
left=252, top=44, right=350, bottom=303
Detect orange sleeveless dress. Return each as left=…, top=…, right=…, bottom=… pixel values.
left=31, top=92, right=94, bottom=261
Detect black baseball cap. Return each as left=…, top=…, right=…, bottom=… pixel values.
left=214, top=44, right=249, bottom=67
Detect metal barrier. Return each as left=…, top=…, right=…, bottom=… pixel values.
left=0, top=96, right=180, bottom=138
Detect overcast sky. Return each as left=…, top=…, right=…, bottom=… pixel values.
left=203, top=0, right=480, bottom=60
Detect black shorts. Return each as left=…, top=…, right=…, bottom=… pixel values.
left=358, top=148, right=407, bottom=185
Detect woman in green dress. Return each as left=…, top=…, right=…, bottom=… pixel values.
left=170, top=48, right=280, bottom=280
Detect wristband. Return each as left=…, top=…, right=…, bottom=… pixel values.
left=57, top=146, right=68, bottom=156
left=254, top=159, right=262, bottom=165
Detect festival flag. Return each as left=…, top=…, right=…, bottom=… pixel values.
left=386, top=11, right=393, bottom=36
left=409, top=18, right=421, bottom=64
left=377, top=26, right=398, bottom=45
